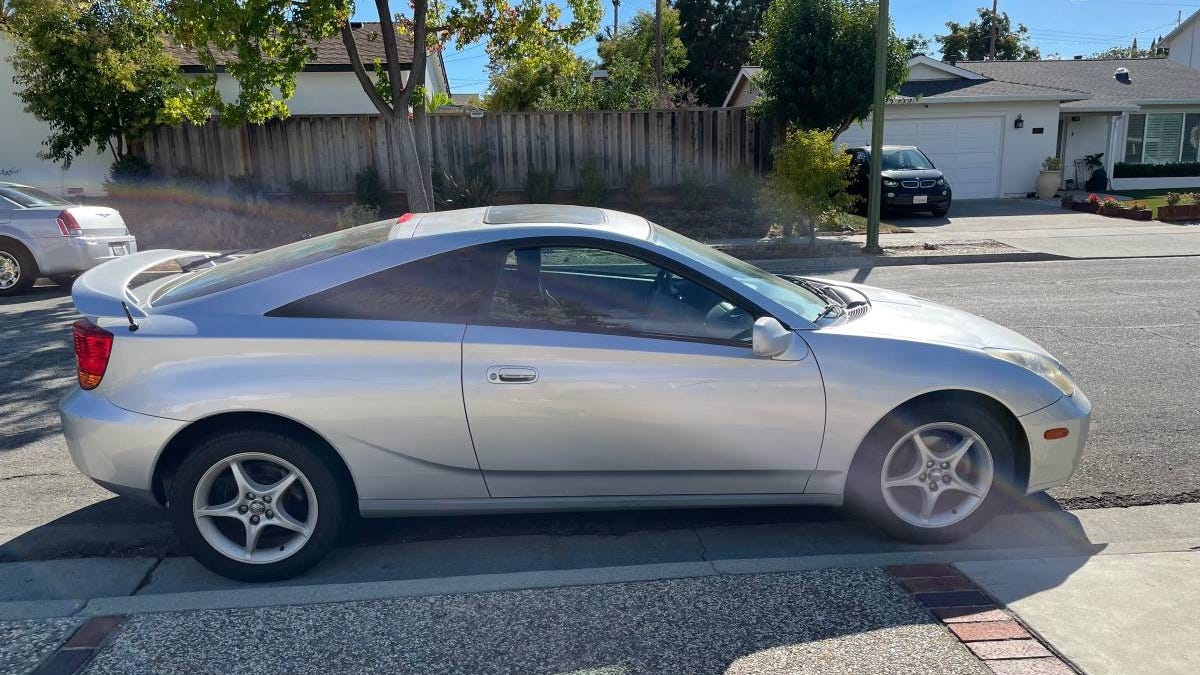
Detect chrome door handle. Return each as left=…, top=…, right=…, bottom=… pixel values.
left=486, top=366, right=538, bottom=384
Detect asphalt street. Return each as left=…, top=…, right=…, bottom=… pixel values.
left=1, top=255, right=1197, bottom=561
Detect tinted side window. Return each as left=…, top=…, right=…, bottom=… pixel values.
left=488, top=246, right=754, bottom=344
left=268, top=247, right=499, bottom=321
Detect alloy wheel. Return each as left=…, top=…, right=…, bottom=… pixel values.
left=192, top=452, right=318, bottom=564
left=879, top=422, right=994, bottom=529
left=0, top=252, right=19, bottom=290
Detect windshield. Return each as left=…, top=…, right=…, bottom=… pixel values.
left=0, top=185, right=72, bottom=208
left=651, top=226, right=830, bottom=323
left=153, top=220, right=395, bottom=305
left=882, top=149, right=934, bottom=171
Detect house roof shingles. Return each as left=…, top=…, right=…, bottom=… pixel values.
left=957, top=58, right=1200, bottom=110
left=899, top=78, right=1088, bottom=101
left=164, top=22, right=411, bottom=70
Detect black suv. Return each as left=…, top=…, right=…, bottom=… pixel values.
left=846, top=145, right=952, bottom=217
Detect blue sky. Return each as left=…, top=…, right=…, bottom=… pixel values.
left=354, top=0, right=1200, bottom=95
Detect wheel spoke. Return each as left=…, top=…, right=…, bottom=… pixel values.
left=945, top=475, right=985, bottom=498
left=243, top=521, right=262, bottom=559
left=946, top=437, right=974, bottom=468
left=911, top=433, right=937, bottom=464
left=271, top=502, right=311, bottom=535
left=195, top=497, right=241, bottom=521
left=919, top=487, right=942, bottom=523
left=885, top=467, right=925, bottom=490
left=264, top=471, right=298, bottom=500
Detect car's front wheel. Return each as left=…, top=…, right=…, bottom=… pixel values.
left=168, top=430, right=347, bottom=581
left=0, top=242, right=37, bottom=296
left=846, top=399, right=1014, bottom=543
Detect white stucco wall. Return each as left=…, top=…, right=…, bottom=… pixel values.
left=1, top=38, right=115, bottom=196
left=1167, top=21, right=1200, bottom=69
left=838, top=100, right=1062, bottom=198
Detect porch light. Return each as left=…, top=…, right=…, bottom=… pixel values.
left=1014, top=114, right=1025, bottom=130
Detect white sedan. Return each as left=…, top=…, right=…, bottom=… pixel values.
left=59, top=205, right=1089, bottom=581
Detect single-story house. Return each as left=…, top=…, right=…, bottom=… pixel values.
left=1, top=22, right=448, bottom=195
left=725, top=54, right=1200, bottom=198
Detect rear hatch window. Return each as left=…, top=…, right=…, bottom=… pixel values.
left=152, top=220, right=395, bottom=306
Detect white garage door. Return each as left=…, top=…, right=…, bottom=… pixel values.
left=839, top=116, right=1004, bottom=199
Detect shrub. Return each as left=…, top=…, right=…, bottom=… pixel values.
left=1086, top=193, right=1102, bottom=204
left=1042, top=156, right=1063, bottom=172
left=678, top=169, right=706, bottom=207
left=228, top=174, right=263, bottom=200
left=336, top=203, right=380, bottom=230
left=109, top=155, right=153, bottom=184
left=721, top=167, right=760, bottom=210
left=622, top=166, right=651, bottom=211
left=576, top=160, right=608, bottom=206
left=287, top=179, right=314, bottom=199
left=354, top=166, right=387, bottom=211
left=1113, top=161, right=1200, bottom=179
left=1189, top=192, right=1200, bottom=205
left=1166, top=192, right=1182, bottom=206
left=525, top=168, right=557, bottom=203
left=759, top=127, right=853, bottom=241
left=1101, top=196, right=1120, bottom=207
left=174, top=166, right=213, bottom=190
left=434, top=161, right=497, bottom=209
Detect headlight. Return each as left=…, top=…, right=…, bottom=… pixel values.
left=985, top=348, right=1075, bottom=396
left=883, top=178, right=899, bottom=188
left=936, top=178, right=945, bottom=186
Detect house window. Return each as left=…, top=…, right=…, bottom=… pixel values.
left=1124, top=112, right=1200, bottom=164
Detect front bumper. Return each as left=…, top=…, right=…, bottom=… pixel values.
left=1019, top=388, right=1092, bottom=493
left=34, top=235, right=139, bottom=275
left=59, top=388, right=184, bottom=505
left=884, top=191, right=952, bottom=210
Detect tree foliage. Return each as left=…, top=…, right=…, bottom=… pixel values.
left=161, top=0, right=602, bottom=211
left=673, top=0, right=770, bottom=107
left=1090, top=40, right=1157, bottom=60
left=485, top=45, right=589, bottom=111
left=6, top=0, right=184, bottom=168
left=760, top=126, right=853, bottom=242
left=597, top=7, right=686, bottom=82
left=936, top=7, right=1039, bottom=62
left=751, top=0, right=910, bottom=137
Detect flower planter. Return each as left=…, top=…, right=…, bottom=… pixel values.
left=1073, top=201, right=1100, bottom=213
left=1156, top=204, right=1200, bottom=221
left=1036, top=170, right=1061, bottom=200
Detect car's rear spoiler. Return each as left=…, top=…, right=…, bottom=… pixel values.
left=72, top=249, right=209, bottom=319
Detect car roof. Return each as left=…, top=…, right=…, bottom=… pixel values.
left=409, top=205, right=652, bottom=240
left=847, top=145, right=919, bottom=152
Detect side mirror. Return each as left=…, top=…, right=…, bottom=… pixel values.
left=753, top=316, right=795, bottom=358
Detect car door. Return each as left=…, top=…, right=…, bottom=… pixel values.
left=461, top=240, right=826, bottom=498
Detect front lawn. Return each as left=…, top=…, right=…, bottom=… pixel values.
left=1114, top=188, right=1200, bottom=217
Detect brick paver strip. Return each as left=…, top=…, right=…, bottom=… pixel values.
left=886, top=563, right=962, bottom=579
left=933, top=606, right=1011, bottom=623
left=900, top=576, right=979, bottom=593
left=63, top=615, right=125, bottom=649
left=914, top=589, right=994, bottom=607
left=30, top=649, right=93, bottom=675
left=948, top=620, right=1032, bottom=642
left=967, top=639, right=1054, bottom=660
left=983, top=657, right=1077, bottom=675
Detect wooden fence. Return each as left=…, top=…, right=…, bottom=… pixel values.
left=139, top=108, right=777, bottom=195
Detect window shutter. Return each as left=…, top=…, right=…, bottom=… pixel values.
left=1143, top=113, right=1184, bottom=164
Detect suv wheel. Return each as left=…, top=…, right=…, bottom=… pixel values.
left=0, top=242, right=37, bottom=296
left=168, top=430, right=347, bottom=581
left=846, top=400, right=1014, bottom=543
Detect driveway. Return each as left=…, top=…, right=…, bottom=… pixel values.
left=885, top=198, right=1126, bottom=234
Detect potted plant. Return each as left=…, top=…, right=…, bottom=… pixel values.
left=1037, top=156, right=1063, bottom=200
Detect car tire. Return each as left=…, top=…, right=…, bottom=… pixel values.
left=845, top=399, right=1015, bottom=544
left=0, top=241, right=37, bottom=297
left=168, top=429, right=348, bottom=582
left=49, top=274, right=78, bottom=289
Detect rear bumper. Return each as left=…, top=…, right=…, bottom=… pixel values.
left=59, top=388, right=183, bottom=505
left=32, top=235, right=138, bottom=275
left=1020, top=389, right=1092, bottom=494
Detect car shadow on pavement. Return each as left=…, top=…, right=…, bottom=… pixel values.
left=0, top=284, right=77, bottom=453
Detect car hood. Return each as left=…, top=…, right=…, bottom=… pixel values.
left=881, top=169, right=943, bottom=180
left=820, top=282, right=1051, bottom=356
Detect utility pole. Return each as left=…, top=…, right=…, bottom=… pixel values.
left=654, top=0, right=664, bottom=93
left=612, top=0, right=620, bottom=39
left=988, top=0, right=998, bottom=60
left=865, top=0, right=889, bottom=255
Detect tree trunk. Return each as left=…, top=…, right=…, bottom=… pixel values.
left=388, top=114, right=434, bottom=213
left=413, top=106, right=434, bottom=207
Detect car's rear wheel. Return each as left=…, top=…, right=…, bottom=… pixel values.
left=0, top=242, right=37, bottom=296
left=168, top=430, right=347, bottom=581
left=846, top=400, right=1014, bottom=543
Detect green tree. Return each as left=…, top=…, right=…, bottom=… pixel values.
left=1090, top=38, right=1155, bottom=60
left=673, top=0, right=770, bottom=107
left=759, top=126, right=853, bottom=244
left=6, top=0, right=184, bottom=168
left=485, top=45, right=590, bottom=111
left=751, top=0, right=910, bottom=137
left=597, top=7, right=686, bottom=85
left=936, top=7, right=1039, bottom=62
left=161, top=0, right=602, bottom=212
left=535, top=57, right=661, bottom=110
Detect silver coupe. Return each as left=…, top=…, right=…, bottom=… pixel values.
left=60, top=205, right=1089, bottom=581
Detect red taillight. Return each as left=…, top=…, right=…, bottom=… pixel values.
left=396, top=213, right=414, bottom=224
left=57, top=210, right=82, bottom=237
left=72, top=319, right=113, bottom=390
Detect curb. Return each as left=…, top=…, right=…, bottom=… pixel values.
left=887, top=563, right=1081, bottom=675
left=749, top=251, right=1067, bottom=271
